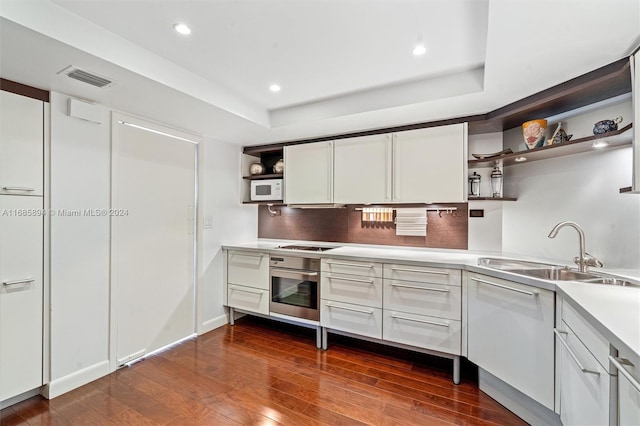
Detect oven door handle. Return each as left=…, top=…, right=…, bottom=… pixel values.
left=270, top=268, right=318, bottom=280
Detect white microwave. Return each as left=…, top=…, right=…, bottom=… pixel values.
left=251, top=179, right=283, bottom=201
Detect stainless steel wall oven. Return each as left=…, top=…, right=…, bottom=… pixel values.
left=269, top=255, right=320, bottom=321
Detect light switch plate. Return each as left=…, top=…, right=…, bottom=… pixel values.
left=204, top=215, right=213, bottom=229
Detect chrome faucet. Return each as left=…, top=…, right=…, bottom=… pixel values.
left=548, top=221, right=603, bottom=272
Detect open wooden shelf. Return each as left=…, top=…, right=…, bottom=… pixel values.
left=468, top=197, right=517, bottom=201
left=242, top=173, right=283, bottom=180
left=620, top=186, right=633, bottom=193
left=469, top=124, right=633, bottom=168
left=242, top=200, right=284, bottom=205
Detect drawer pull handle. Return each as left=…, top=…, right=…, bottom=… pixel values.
left=390, top=282, right=450, bottom=292
left=2, top=186, right=35, bottom=192
left=2, top=278, right=35, bottom=286
left=229, top=285, right=263, bottom=295
left=326, top=275, right=374, bottom=285
left=325, top=261, right=374, bottom=269
left=609, top=356, right=640, bottom=392
left=554, top=329, right=600, bottom=375
left=471, top=277, right=538, bottom=297
left=231, top=253, right=264, bottom=259
left=391, top=267, right=449, bottom=276
left=326, top=302, right=373, bottom=315
left=391, top=313, right=449, bottom=328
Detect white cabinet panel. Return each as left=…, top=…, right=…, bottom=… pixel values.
left=321, top=274, right=383, bottom=308
left=632, top=51, right=640, bottom=192
left=284, top=141, right=333, bottom=204
left=392, top=124, right=466, bottom=203
left=383, top=264, right=461, bottom=286
left=562, top=299, right=611, bottom=372
left=0, top=91, right=44, bottom=196
left=556, top=321, right=610, bottom=426
left=384, top=280, right=461, bottom=320
left=333, top=134, right=392, bottom=204
left=227, top=285, right=269, bottom=315
left=466, top=273, right=555, bottom=410
left=227, top=251, right=269, bottom=290
left=612, top=348, right=640, bottom=426
left=383, top=310, right=461, bottom=355
left=321, top=259, right=382, bottom=279
left=0, top=195, right=43, bottom=401
left=321, top=299, right=382, bottom=339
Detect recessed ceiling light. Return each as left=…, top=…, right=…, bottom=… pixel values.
left=592, top=141, right=610, bottom=149
left=269, top=84, right=281, bottom=93
left=412, top=44, right=427, bottom=56
left=514, top=156, right=528, bottom=162
left=173, top=23, right=191, bottom=35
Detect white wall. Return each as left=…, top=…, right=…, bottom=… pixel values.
left=501, top=97, right=640, bottom=276
left=198, top=138, right=258, bottom=333
left=48, top=92, right=111, bottom=396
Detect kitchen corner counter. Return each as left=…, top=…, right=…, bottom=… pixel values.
left=222, top=241, right=640, bottom=358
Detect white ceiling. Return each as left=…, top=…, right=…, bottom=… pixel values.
left=1, top=0, right=639, bottom=146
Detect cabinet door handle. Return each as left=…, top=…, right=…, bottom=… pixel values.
left=2, top=186, right=35, bottom=192
left=471, top=277, right=538, bottom=297
left=554, top=329, right=600, bottom=375
left=389, top=282, right=450, bottom=292
left=609, top=356, right=640, bottom=392
left=229, top=285, right=263, bottom=295
left=391, top=313, right=449, bottom=328
left=2, top=278, right=35, bottom=286
left=391, top=267, right=449, bottom=276
left=326, top=275, right=374, bottom=285
left=326, top=302, right=373, bottom=315
left=325, top=261, right=374, bottom=269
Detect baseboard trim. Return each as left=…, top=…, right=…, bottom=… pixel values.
left=43, top=360, right=110, bottom=399
left=199, top=314, right=228, bottom=335
left=1, top=389, right=41, bottom=409
left=478, top=368, right=561, bottom=426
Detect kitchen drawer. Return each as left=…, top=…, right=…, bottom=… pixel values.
left=383, top=264, right=461, bottom=286
left=562, top=299, right=610, bottom=372
left=227, top=251, right=269, bottom=290
left=556, top=320, right=610, bottom=426
left=321, top=259, right=382, bottom=279
left=320, top=299, right=382, bottom=339
left=384, top=279, right=461, bottom=320
left=227, top=284, right=269, bottom=315
left=383, top=310, right=461, bottom=355
left=612, top=346, right=640, bottom=426
left=321, top=274, right=382, bottom=308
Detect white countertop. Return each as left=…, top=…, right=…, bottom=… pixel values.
left=222, top=240, right=640, bottom=357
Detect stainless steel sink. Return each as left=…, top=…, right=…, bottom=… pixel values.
left=477, top=257, right=558, bottom=270
left=478, top=257, right=640, bottom=287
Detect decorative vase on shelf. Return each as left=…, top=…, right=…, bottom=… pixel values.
left=273, top=159, right=284, bottom=174
left=249, top=162, right=266, bottom=175
left=522, top=119, right=547, bottom=150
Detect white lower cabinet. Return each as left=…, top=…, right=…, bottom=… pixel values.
left=321, top=300, right=382, bottom=339
left=383, top=310, right=461, bottom=354
left=555, top=320, right=611, bottom=426
left=466, top=272, right=555, bottom=410
left=611, top=347, right=640, bottom=426
left=227, top=284, right=269, bottom=315
left=226, top=250, right=270, bottom=315
left=0, top=195, right=44, bottom=402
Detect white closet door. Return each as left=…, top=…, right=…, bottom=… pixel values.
left=112, top=116, right=196, bottom=365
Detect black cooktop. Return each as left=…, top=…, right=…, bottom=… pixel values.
left=277, top=245, right=338, bottom=252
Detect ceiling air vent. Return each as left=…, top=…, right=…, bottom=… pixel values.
left=57, top=65, right=114, bottom=88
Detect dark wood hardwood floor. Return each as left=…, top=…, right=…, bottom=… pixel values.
left=1, top=316, right=527, bottom=425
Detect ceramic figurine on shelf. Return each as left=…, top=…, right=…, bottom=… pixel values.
left=522, top=119, right=547, bottom=150
left=548, top=122, right=573, bottom=145
left=593, top=116, right=622, bottom=135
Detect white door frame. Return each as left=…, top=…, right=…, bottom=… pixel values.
left=109, top=112, right=201, bottom=372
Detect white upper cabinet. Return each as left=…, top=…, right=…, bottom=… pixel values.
left=284, top=141, right=334, bottom=204
left=0, top=91, right=44, bottom=196
left=333, top=134, right=392, bottom=204
left=392, top=123, right=467, bottom=203
left=632, top=50, right=640, bottom=192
